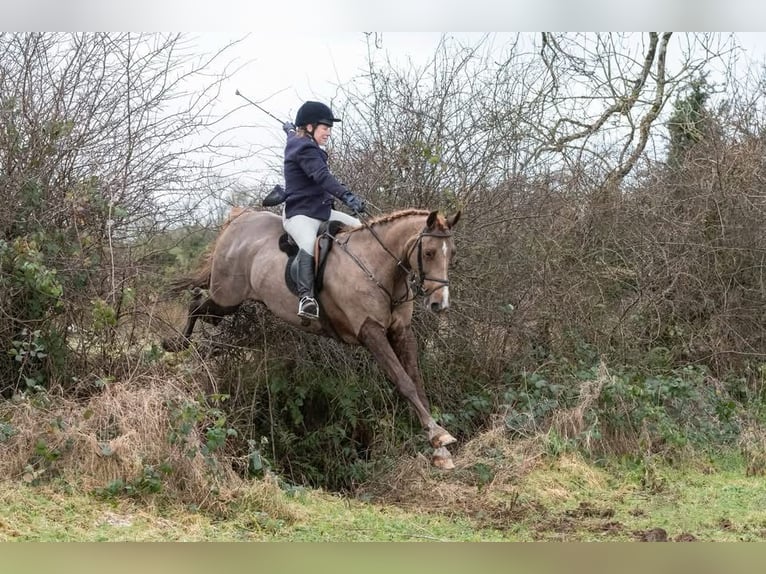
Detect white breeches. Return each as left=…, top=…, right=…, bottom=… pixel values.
left=282, top=209, right=360, bottom=253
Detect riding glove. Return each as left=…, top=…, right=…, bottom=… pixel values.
left=341, top=191, right=366, bottom=214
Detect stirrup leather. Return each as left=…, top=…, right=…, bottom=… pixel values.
left=298, top=296, right=319, bottom=319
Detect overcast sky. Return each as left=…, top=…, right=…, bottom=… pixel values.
left=200, top=32, right=452, bottom=126
left=202, top=31, right=766, bottom=118
left=9, top=1, right=766, bottom=31
left=192, top=32, right=507, bottom=183
left=186, top=32, right=766, bottom=186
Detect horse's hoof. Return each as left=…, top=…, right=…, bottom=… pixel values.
left=439, top=432, right=457, bottom=447
left=429, top=431, right=457, bottom=449
left=432, top=447, right=455, bottom=470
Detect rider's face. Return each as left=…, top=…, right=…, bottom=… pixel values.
left=312, top=123, right=332, bottom=146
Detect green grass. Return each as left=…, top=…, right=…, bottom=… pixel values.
left=510, top=452, right=766, bottom=541
left=602, top=460, right=766, bottom=541
left=0, top=481, right=490, bottom=542
left=1, top=452, right=764, bottom=542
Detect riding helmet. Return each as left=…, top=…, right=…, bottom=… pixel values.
left=294, top=101, right=341, bottom=127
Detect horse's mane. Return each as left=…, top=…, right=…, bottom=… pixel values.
left=342, top=208, right=434, bottom=235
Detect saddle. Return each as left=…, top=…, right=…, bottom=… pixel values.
left=278, top=220, right=346, bottom=297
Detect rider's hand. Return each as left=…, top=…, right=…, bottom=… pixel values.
left=342, top=191, right=366, bottom=214
left=282, top=121, right=296, bottom=134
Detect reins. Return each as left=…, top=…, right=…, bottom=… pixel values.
left=331, top=214, right=452, bottom=307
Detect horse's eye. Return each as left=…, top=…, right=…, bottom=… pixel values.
left=424, top=250, right=435, bottom=260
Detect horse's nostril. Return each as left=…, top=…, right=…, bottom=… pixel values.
left=430, top=301, right=442, bottom=313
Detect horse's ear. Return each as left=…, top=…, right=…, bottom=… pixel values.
left=426, top=210, right=439, bottom=229
left=447, top=210, right=461, bottom=229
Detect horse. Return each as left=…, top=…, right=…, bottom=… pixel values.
left=162, top=206, right=461, bottom=469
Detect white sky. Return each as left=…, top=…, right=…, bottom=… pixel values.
left=199, top=32, right=445, bottom=127
left=208, top=32, right=513, bottom=116
left=9, top=1, right=766, bottom=31
left=193, top=32, right=505, bottom=183
left=187, top=32, right=766, bottom=186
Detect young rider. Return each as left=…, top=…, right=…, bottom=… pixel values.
left=281, top=101, right=366, bottom=320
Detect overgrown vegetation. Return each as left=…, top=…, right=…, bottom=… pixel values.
left=2, top=33, right=766, bottom=536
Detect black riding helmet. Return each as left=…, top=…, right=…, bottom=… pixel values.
left=294, top=101, right=341, bottom=127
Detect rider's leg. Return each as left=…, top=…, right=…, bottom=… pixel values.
left=283, top=214, right=322, bottom=319
left=295, top=249, right=318, bottom=318
left=329, top=209, right=361, bottom=227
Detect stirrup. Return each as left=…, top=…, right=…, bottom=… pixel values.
left=298, top=296, right=319, bottom=319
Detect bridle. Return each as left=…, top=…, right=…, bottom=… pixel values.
left=405, top=229, right=452, bottom=299
left=333, top=217, right=453, bottom=307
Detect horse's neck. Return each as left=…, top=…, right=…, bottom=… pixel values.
left=366, top=216, right=423, bottom=259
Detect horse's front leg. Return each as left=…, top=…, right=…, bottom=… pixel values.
left=359, top=318, right=456, bottom=468
left=387, top=322, right=456, bottom=470
left=387, top=322, right=429, bottom=413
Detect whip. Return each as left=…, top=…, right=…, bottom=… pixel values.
left=235, top=89, right=286, bottom=125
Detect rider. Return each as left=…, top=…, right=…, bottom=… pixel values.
left=281, top=100, right=367, bottom=320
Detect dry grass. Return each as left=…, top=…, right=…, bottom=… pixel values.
left=359, top=421, right=630, bottom=533
left=549, top=362, right=610, bottom=446
left=359, top=426, right=547, bottom=527
left=0, top=368, right=303, bottom=522
left=358, top=363, right=630, bottom=528
left=738, top=421, right=766, bottom=477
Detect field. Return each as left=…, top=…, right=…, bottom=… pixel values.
left=2, top=447, right=764, bottom=542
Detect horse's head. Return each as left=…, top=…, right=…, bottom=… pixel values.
left=408, top=210, right=461, bottom=313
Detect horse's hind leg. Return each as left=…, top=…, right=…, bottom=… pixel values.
left=162, top=290, right=240, bottom=352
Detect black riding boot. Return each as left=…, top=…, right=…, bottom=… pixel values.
left=296, top=249, right=319, bottom=319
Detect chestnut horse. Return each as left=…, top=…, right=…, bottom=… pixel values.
left=162, top=207, right=461, bottom=468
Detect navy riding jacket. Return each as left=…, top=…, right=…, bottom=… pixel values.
left=283, top=132, right=348, bottom=220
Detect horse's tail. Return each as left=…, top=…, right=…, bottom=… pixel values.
left=166, top=253, right=213, bottom=294
left=166, top=206, right=252, bottom=295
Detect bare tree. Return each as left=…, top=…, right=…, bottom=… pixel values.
left=326, top=33, right=758, bottom=383
left=336, top=34, right=736, bottom=210
left=0, top=33, right=243, bottom=392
